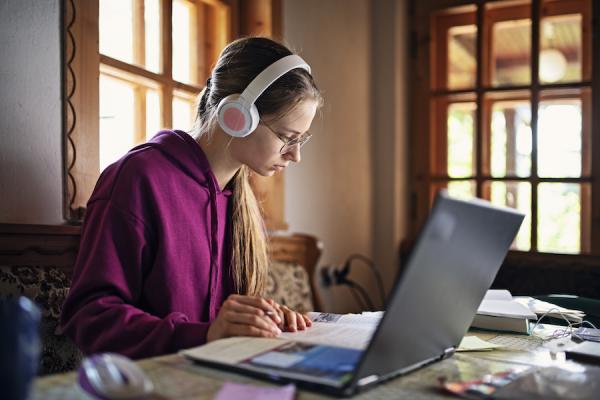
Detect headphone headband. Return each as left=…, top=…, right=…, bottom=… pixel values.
left=216, top=54, right=312, bottom=138
left=240, top=54, right=311, bottom=105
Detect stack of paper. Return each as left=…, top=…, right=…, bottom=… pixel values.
left=472, top=290, right=538, bottom=334
left=513, top=296, right=585, bottom=323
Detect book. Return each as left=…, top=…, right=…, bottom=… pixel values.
left=471, top=313, right=531, bottom=334
left=181, top=312, right=382, bottom=388
left=513, top=296, right=585, bottom=323
left=471, top=290, right=538, bottom=334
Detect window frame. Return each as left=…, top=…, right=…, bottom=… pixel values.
left=63, top=0, right=233, bottom=221
left=409, top=0, right=599, bottom=256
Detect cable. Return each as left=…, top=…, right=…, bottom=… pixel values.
left=342, top=278, right=375, bottom=311
left=530, top=307, right=598, bottom=342
left=319, top=254, right=385, bottom=311
left=345, top=254, right=386, bottom=308
left=345, top=283, right=367, bottom=310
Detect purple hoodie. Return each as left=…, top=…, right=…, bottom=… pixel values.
left=60, top=130, right=234, bottom=359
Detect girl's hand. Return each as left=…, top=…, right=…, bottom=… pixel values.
left=207, top=294, right=283, bottom=342
left=268, top=299, right=313, bottom=332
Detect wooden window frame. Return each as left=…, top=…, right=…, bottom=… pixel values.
left=63, top=0, right=288, bottom=230
left=410, top=0, right=598, bottom=256
left=63, top=0, right=233, bottom=221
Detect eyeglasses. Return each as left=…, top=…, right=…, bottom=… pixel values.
left=260, top=120, right=313, bottom=154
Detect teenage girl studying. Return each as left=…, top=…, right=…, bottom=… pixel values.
left=60, top=37, right=322, bottom=359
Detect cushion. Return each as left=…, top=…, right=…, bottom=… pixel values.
left=266, top=261, right=314, bottom=313
left=0, top=266, right=82, bottom=375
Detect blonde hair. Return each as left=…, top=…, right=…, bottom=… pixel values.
left=191, top=37, right=322, bottom=296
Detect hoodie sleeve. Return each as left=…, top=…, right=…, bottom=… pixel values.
left=60, top=200, right=209, bottom=359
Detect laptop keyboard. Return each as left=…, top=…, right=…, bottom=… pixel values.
left=487, top=335, right=542, bottom=351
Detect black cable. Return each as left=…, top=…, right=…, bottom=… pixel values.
left=343, top=278, right=375, bottom=311
left=346, top=254, right=386, bottom=308
left=345, top=283, right=367, bottom=310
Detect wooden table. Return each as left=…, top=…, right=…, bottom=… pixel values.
left=31, top=330, right=577, bottom=399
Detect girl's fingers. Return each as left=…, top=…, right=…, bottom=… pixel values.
left=226, top=323, right=279, bottom=338
left=225, top=301, right=269, bottom=317
left=302, top=313, right=313, bottom=327
left=276, top=308, right=285, bottom=328
left=228, top=295, right=281, bottom=324
left=224, top=310, right=281, bottom=333
left=282, top=307, right=298, bottom=332
left=268, top=301, right=285, bottom=328
left=296, top=312, right=307, bottom=330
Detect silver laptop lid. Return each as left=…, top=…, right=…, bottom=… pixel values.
left=352, top=191, right=524, bottom=387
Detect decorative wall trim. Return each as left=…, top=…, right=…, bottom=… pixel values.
left=0, top=224, right=81, bottom=271
left=62, top=0, right=82, bottom=223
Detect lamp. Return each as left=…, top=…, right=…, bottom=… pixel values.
left=539, top=22, right=567, bottom=83
left=539, top=48, right=567, bottom=83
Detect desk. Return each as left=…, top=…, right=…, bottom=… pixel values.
left=30, top=330, right=579, bottom=399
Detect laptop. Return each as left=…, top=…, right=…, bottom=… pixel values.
left=182, top=191, right=525, bottom=397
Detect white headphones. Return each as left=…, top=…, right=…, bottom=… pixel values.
left=216, top=54, right=311, bottom=137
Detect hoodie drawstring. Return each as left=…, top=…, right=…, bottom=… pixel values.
left=206, top=178, right=220, bottom=321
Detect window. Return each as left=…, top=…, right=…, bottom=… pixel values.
left=412, top=0, right=596, bottom=254
left=63, top=0, right=232, bottom=218
left=63, top=0, right=287, bottom=229
left=98, top=0, right=230, bottom=170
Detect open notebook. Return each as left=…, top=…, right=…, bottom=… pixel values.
left=182, top=192, right=525, bottom=397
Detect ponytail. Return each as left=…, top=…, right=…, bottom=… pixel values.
left=231, top=166, right=269, bottom=295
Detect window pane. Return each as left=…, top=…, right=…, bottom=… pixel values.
left=99, top=75, right=135, bottom=171
left=173, top=94, right=196, bottom=132
left=492, top=19, right=531, bottom=86
left=538, top=183, right=581, bottom=253
left=448, top=103, right=476, bottom=178
left=172, top=0, right=193, bottom=84
left=100, top=0, right=134, bottom=64
left=540, top=14, right=581, bottom=83
left=538, top=98, right=581, bottom=177
left=145, top=0, right=160, bottom=73
left=488, top=181, right=531, bottom=251
left=146, top=89, right=161, bottom=140
left=447, top=180, right=476, bottom=200
left=490, top=100, right=531, bottom=177
left=448, top=25, right=477, bottom=89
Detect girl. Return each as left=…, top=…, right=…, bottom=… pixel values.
left=60, top=37, right=322, bottom=359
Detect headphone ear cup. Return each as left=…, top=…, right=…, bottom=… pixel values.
left=247, top=103, right=259, bottom=134
left=217, top=94, right=257, bottom=137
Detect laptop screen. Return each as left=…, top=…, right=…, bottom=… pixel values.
left=351, top=192, right=524, bottom=386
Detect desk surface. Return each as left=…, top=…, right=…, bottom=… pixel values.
left=31, top=330, right=578, bottom=400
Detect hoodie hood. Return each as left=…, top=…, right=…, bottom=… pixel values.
left=140, top=129, right=231, bottom=195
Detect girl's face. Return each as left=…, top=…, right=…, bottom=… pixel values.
left=230, top=99, right=318, bottom=176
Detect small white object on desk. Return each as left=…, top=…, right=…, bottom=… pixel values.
left=472, top=290, right=538, bottom=334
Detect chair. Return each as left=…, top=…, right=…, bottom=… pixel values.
left=0, top=265, right=83, bottom=375
left=0, top=224, right=323, bottom=375
left=266, top=233, right=323, bottom=312
left=0, top=224, right=83, bottom=375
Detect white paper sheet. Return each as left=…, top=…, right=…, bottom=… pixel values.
left=181, top=337, right=283, bottom=364
left=278, top=312, right=384, bottom=350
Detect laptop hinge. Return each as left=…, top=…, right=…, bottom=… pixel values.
left=442, top=347, right=455, bottom=359
left=357, top=374, right=379, bottom=387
